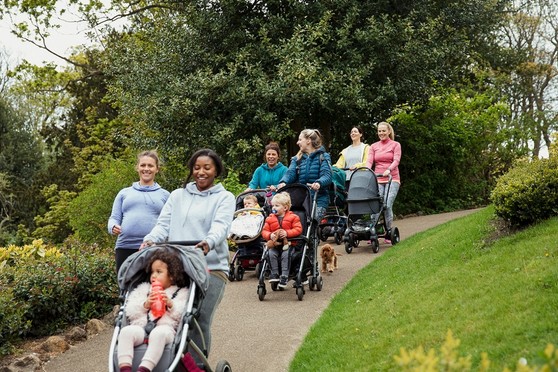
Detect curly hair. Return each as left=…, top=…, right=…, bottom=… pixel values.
left=147, top=249, right=188, bottom=288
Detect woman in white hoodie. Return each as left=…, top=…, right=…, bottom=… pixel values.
left=143, top=149, right=235, bottom=365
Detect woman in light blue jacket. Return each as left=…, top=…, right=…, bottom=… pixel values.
left=143, top=149, right=235, bottom=365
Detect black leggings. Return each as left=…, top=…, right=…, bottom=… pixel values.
left=115, top=248, right=139, bottom=274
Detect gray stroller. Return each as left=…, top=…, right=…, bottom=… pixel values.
left=343, top=167, right=400, bottom=253
left=108, top=244, right=231, bottom=372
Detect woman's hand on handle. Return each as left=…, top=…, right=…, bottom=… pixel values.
left=196, top=240, right=210, bottom=255
left=310, top=182, right=320, bottom=191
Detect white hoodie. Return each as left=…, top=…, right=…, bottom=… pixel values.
left=144, top=182, right=235, bottom=273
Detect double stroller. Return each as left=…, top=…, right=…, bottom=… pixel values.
left=228, top=189, right=270, bottom=281
left=108, top=244, right=231, bottom=372
left=256, top=183, right=322, bottom=301
left=318, top=166, right=348, bottom=245
left=343, top=167, right=401, bottom=254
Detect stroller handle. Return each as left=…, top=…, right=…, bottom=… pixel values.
left=162, top=241, right=201, bottom=247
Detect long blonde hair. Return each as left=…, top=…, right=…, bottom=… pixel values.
left=296, top=129, right=323, bottom=160
left=378, top=122, right=395, bottom=140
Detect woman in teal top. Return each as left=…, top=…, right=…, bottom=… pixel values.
left=246, top=142, right=287, bottom=192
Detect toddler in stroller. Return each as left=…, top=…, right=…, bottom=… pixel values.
left=257, top=184, right=323, bottom=301
left=261, top=191, right=303, bottom=289
left=109, top=244, right=231, bottom=372
left=343, top=167, right=400, bottom=254
left=228, top=190, right=268, bottom=281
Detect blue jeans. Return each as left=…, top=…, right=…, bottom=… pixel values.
left=378, top=182, right=400, bottom=231
left=190, top=272, right=226, bottom=363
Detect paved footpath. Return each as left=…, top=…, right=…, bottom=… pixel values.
left=43, top=209, right=480, bottom=372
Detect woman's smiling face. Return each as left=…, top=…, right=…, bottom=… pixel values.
left=193, top=155, right=217, bottom=191
left=377, top=124, right=390, bottom=141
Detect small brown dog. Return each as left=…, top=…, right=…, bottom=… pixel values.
left=320, top=244, right=340, bottom=273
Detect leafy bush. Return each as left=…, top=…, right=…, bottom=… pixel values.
left=491, top=157, right=558, bottom=226
left=68, top=157, right=136, bottom=246
left=0, top=239, right=117, bottom=351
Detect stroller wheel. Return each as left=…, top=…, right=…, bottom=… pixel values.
left=296, top=286, right=304, bottom=301
left=318, top=227, right=327, bottom=242
left=344, top=240, right=353, bottom=254
left=390, top=227, right=401, bottom=245
left=215, top=359, right=232, bottom=372
left=257, top=285, right=266, bottom=301
left=271, top=281, right=279, bottom=291
left=228, top=269, right=235, bottom=282
left=234, top=265, right=244, bottom=281
left=316, top=275, right=323, bottom=291
left=334, top=231, right=342, bottom=245
left=371, top=239, right=380, bottom=253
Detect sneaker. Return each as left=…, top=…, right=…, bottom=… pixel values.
left=278, top=275, right=288, bottom=288
left=301, top=276, right=309, bottom=286
left=384, top=238, right=392, bottom=245
left=269, top=273, right=280, bottom=283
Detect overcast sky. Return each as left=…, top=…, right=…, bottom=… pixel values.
left=1, top=6, right=95, bottom=67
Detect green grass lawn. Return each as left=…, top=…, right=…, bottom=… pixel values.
left=290, top=207, right=558, bottom=371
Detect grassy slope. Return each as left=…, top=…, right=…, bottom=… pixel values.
left=291, top=207, right=558, bottom=371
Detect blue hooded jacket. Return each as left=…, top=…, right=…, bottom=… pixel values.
left=280, top=146, right=332, bottom=209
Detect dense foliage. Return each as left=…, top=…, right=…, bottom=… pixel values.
left=491, top=156, right=558, bottom=226
left=0, top=239, right=117, bottom=355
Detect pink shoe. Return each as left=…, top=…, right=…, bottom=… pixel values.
left=384, top=238, right=392, bottom=245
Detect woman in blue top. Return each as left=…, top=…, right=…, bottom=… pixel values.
left=245, top=141, right=287, bottom=192
left=108, top=150, right=170, bottom=273
left=277, top=129, right=332, bottom=223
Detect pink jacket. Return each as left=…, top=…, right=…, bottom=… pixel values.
left=366, top=139, right=401, bottom=184
left=125, top=282, right=189, bottom=329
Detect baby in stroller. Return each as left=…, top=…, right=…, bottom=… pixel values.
left=261, top=192, right=303, bottom=288
left=117, top=249, right=189, bottom=372
left=228, top=190, right=268, bottom=281
left=110, top=244, right=231, bottom=372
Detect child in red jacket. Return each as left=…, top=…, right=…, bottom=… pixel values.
left=261, top=192, right=303, bottom=288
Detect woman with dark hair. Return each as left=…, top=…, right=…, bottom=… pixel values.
left=245, top=141, right=287, bottom=192
left=334, top=126, right=369, bottom=182
left=143, top=148, right=235, bottom=365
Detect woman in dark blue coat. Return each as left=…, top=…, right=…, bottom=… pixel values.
left=278, top=129, right=332, bottom=222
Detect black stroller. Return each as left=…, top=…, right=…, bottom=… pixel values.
left=343, top=167, right=400, bottom=254
left=318, top=166, right=348, bottom=245
left=108, top=244, right=231, bottom=372
left=228, top=189, right=270, bottom=281
left=256, top=183, right=322, bottom=301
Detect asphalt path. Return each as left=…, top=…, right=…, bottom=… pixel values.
left=43, top=209, right=480, bottom=372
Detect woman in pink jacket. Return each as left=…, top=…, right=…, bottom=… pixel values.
left=366, top=122, right=402, bottom=244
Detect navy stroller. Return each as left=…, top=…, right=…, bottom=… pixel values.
left=343, top=167, right=400, bottom=254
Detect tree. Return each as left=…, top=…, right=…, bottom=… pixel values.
left=392, top=87, right=515, bottom=214
left=91, top=0, right=509, bottom=182
left=495, top=0, right=558, bottom=158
